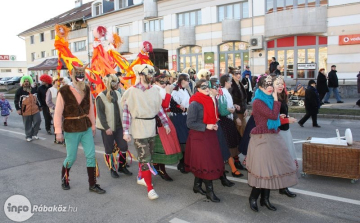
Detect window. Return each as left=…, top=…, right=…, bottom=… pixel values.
left=31, top=52, right=35, bottom=61
left=30, top=35, right=34, bottom=44
left=74, top=40, right=86, bottom=52
left=40, top=33, right=44, bottom=42
left=117, top=25, right=131, bottom=36
left=0, top=69, right=11, bottom=73
left=95, top=3, right=102, bottom=15
left=18, top=68, right=23, bottom=73
left=144, top=19, right=164, bottom=32
left=266, top=0, right=327, bottom=13
left=41, top=51, right=46, bottom=58
left=51, top=30, right=55, bottom=40
left=179, top=46, right=202, bottom=72
left=118, top=0, right=133, bottom=9
left=178, top=10, right=202, bottom=27
left=52, top=49, right=58, bottom=56
left=218, top=2, right=248, bottom=22
left=219, top=42, right=248, bottom=76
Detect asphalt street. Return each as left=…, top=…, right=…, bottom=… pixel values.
left=0, top=103, right=360, bottom=223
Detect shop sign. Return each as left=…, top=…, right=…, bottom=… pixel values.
left=297, top=63, right=316, bottom=70
left=339, top=34, right=360, bottom=45
left=172, top=55, right=177, bottom=71
left=204, top=52, right=215, bottom=75
left=0, top=55, right=10, bottom=60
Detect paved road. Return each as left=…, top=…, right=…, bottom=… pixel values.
left=0, top=105, right=359, bottom=223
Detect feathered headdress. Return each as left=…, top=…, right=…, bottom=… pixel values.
left=55, top=24, right=70, bottom=38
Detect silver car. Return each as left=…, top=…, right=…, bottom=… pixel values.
left=0, top=77, right=12, bottom=85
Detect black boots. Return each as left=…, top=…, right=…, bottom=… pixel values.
left=234, top=156, right=247, bottom=171
left=154, top=163, right=173, bottom=181
left=61, top=166, right=70, bottom=190
left=110, top=169, right=120, bottom=178
left=4, top=122, right=7, bottom=126
left=220, top=172, right=235, bottom=187
left=118, top=152, right=133, bottom=176
left=260, top=189, right=277, bottom=211
left=279, top=188, right=297, bottom=197
left=249, top=187, right=261, bottom=212
left=177, top=152, right=188, bottom=174
left=87, top=167, right=106, bottom=194
left=203, top=180, right=220, bottom=202
left=193, top=177, right=206, bottom=195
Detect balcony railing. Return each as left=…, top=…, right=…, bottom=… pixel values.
left=68, top=28, right=87, bottom=40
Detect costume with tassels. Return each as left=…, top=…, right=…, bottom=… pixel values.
left=54, top=63, right=105, bottom=194
left=120, top=64, right=170, bottom=200
left=95, top=74, right=132, bottom=178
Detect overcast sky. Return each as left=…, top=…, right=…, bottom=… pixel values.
left=0, top=0, right=93, bottom=61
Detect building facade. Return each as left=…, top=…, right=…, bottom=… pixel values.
left=0, top=61, right=28, bottom=78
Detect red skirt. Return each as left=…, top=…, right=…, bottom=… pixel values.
left=158, top=116, right=182, bottom=155
left=184, top=129, right=224, bottom=180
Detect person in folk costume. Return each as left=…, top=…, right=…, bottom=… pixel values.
left=124, top=41, right=154, bottom=85
left=46, top=76, right=65, bottom=144
left=182, top=67, right=197, bottom=94
left=121, top=64, right=171, bottom=200
left=228, top=66, right=247, bottom=170
left=274, top=75, right=299, bottom=198
left=54, top=24, right=83, bottom=72
left=169, top=74, right=191, bottom=174
left=185, top=80, right=225, bottom=202
left=38, top=74, right=53, bottom=135
left=95, top=74, right=132, bottom=179
left=152, top=72, right=183, bottom=181
left=218, top=74, right=244, bottom=178
left=208, top=77, right=235, bottom=187
left=246, top=75, right=298, bottom=212
left=54, top=63, right=106, bottom=194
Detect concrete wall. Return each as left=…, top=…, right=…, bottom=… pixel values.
left=143, top=0, right=158, bottom=19
left=265, top=6, right=327, bottom=38
left=142, top=31, right=164, bottom=49
left=179, top=26, right=196, bottom=46
left=222, top=19, right=241, bottom=42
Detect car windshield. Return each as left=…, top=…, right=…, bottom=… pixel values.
left=2, top=77, right=12, bottom=81
left=9, top=77, right=20, bottom=80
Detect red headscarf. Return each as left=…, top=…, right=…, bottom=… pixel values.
left=189, top=92, right=218, bottom=124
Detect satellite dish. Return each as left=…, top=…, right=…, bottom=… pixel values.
left=345, top=128, right=353, bottom=145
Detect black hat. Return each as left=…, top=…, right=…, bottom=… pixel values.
left=331, top=65, right=336, bottom=68
left=308, top=80, right=316, bottom=86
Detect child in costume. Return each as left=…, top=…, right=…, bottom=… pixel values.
left=0, top=93, right=13, bottom=126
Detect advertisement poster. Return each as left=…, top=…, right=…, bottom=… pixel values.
left=204, top=52, right=214, bottom=75
left=172, top=55, right=177, bottom=71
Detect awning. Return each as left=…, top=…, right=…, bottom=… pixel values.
left=28, top=58, right=66, bottom=71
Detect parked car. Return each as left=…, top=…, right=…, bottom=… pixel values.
left=4, top=77, right=21, bottom=85
left=0, top=77, right=13, bottom=85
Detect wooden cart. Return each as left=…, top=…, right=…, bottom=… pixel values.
left=302, top=141, right=360, bottom=183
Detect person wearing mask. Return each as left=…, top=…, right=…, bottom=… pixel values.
left=38, top=74, right=53, bottom=135
left=14, top=76, right=42, bottom=142
left=269, top=57, right=279, bottom=73
left=242, top=72, right=254, bottom=105
left=316, top=68, right=329, bottom=104
left=185, top=80, right=224, bottom=202
left=324, top=65, right=343, bottom=103
left=298, top=80, right=321, bottom=128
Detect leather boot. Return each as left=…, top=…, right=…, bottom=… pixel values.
left=87, top=167, right=106, bottom=194
left=249, top=187, right=261, bottom=212
left=279, top=188, right=297, bottom=198
left=193, top=177, right=206, bottom=195
left=157, top=164, right=173, bottom=181
left=203, top=180, right=220, bottom=202
left=220, top=171, right=235, bottom=187
left=177, top=153, right=188, bottom=174
left=118, top=152, right=133, bottom=176
left=260, top=189, right=276, bottom=211
left=234, top=155, right=247, bottom=170
left=61, top=166, right=70, bottom=190
left=110, top=169, right=120, bottom=178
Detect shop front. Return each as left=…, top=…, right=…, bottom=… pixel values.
left=218, top=41, right=249, bottom=76
left=178, top=46, right=202, bottom=72
left=266, top=36, right=327, bottom=79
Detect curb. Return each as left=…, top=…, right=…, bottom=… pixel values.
left=288, top=113, right=360, bottom=120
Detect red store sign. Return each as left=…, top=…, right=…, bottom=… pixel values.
left=0, top=55, right=10, bottom=60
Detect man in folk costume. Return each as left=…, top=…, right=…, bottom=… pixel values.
left=121, top=64, right=171, bottom=200
left=54, top=63, right=105, bottom=194
left=95, top=74, right=132, bottom=179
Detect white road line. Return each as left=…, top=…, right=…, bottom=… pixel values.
left=0, top=129, right=46, bottom=140
left=169, top=218, right=190, bottom=223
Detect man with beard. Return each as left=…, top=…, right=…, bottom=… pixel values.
left=96, top=74, right=132, bottom=179
left=38, top=74, right=53, bottom=135
left=121, top=64, right=171, bottom=200
left=54, top=63, right=106, bottom=194
left=14, top=76, right=42, bottom=142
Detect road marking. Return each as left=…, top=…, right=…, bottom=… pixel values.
left=169, top=218, right=190, bottom=223
left=0, top=129, right=46, bottom=140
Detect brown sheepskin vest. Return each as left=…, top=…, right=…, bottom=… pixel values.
left=59, top=85, right=92, bottom=133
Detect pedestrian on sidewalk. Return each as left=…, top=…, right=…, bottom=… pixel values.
left=14, top=76, right=42, bottom=142
left=298, top=80, right=321, bottom=128
left=0, top=93, right=13, bottom=126
left=38, top=74, right=53, bottom=135
left=324, top=65, right=343, bottom=103
left=316, top=68, right=329, bottom=104
left=357, top=71, right=360, bottom=107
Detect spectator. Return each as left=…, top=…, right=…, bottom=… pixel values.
left=38, top=74, right=53, bottom=135
left=274, top=65, right=281, bottom=76
left=316, top=68, right=329, bottom=104
left=269, top=57, right=279, bottom=73
left=0, top=93, right=13, bottom=126
left=14, top=76, right=42, bottom=142
left=357, top=71, right=360, bottom=107
left=241, top=72, right=254, bottom=105
left=324, top=65, right=343, bottom=103
left=242, top=65, right=252, bottom=80
left=298, top=80, right=321, bottom=128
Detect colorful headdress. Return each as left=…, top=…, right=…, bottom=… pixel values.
left=20, top=76, right=33, bottom=86
left=143, top=41, right=153, bottom=53
left=55, top=24, right=70, bottom=38
left=196, top=69, right=211, bottom=80
left=112, top=33, right=123, bottom=49
left=40, top=74, right=52, bottom=85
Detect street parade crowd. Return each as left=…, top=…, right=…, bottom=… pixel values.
left=11, top=25, right=301, bottom=213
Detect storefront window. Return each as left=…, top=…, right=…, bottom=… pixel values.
left=243, top=52, right=249, bottom=68
left=307, top=48, right=316, bottom=78
left=219, top=42, right=248, bottom=75
left=278, top=50, right=285, bottom=75
left=318, top=47, right=327, bottom=74
left=297, top=49, right=305, bottom=78
left=219, top=53, right=226, bottom=75
left=286, top=50, right=294, bottom=78
left=179, top=46, right=202, bottom=72
left=277, top=0, right=284, bottom=11
left=267, top=50, right=275, bottom=72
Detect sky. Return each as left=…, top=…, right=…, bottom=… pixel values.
left=0, top=0, right=93, bottom=61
